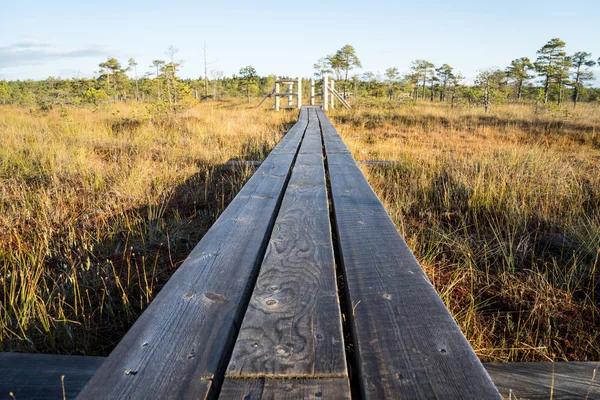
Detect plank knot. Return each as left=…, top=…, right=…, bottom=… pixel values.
left=204, top=292, right=228, bottom=303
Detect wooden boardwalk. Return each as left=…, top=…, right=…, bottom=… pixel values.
left=3, top=109, right=596, bottom=399
left=1, top=353, right=598, bottom=399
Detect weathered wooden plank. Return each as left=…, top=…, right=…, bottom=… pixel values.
left=485, top=362, right=600, bottom=400
left=222, top=160, right=405, bottom=169
left=271, top=109, right=308, bottom=154
left=219, top=378, right=351, bottom=399
left=224, top=160, right=263, bottom=168
left=4, top=351, right=598, bottom=400
left=296, top=110, right=323, bottom=156
left=77, top=111, right=309, bottom=400
left=0, top=353, right=105, bottom=400
left=317, top=109, right=500, bottom=399
left=226, top=109, right=346, bottom=378
left=318, top=110, right=350, bottom=155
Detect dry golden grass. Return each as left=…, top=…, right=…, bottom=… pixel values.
left=331, top=101, right=600, bottom=362
left=2, top=98, right=599, bottom=364
left=0, top=100, right=296, bottom=354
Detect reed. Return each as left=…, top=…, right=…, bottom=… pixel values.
left=331, top=101, right=600, bottom=362
left=0, top=100, right=296, bottom=354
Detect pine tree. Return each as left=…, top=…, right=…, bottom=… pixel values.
left=128, top=58, right=139, bottom=102
left=313, top=57, right=332, bottom=79
left=239, top=65, right=258, bottom=103
left=327, top=45, right=361, bottom=98
left=411, top=60, right=435, bottom=101
left=534, top=38, right=567, bottom=104
left=150, top=60, right=165, bottom=100
left=505, top=57, right=533, bottom=101
left=435, top=64, right=454, bottom=102
left=98, top=57, right=127, bottom=103
left=448, top=73, right=464, bottom=108
left=567, top=52, right=596, bottom=108
left=475, top=68, right=507, bottom=112
left=385, top=67, right=399, bottom=100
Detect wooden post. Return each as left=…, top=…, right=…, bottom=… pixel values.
left=330, top=79, right=335, bottom=109
left=310, top=78, right=315, bottom=106
left=297, top=77, right=302, bottom=109
left=275, top=79, right=280, bottom=111
left=288, top=83, right=293, bottom=107
left=323, top=76, right=329, bottom=111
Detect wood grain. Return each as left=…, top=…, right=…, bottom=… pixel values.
left=0, top=352, right=105, bottom=400
left=271, top=110, right=307, bottom=155
left=226, top=108, right=346, bottom=378
left=220, top=378, right=350, bottom=399
left=77, top=110, right=309, bottom=400
left=317, top=111, right=350, bottom=155
left=317, top=109, right=501, bottom=399
left=485, top=362, right=600, bottom=400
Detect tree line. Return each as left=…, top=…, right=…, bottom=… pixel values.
left=0, top=45, right=273, bottom=109
left=0, top=39, right=598, bottom=111
left=313, top=40, right=598, bottom=110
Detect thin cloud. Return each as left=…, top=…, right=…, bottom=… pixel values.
left=0, top=41, right=109, bottom=69
left=12, top=40, right=52, bottom=49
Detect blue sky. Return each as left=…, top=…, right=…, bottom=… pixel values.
left=1, top=0, right=599, bottom=84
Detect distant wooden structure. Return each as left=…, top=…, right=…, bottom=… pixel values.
left=3, top=109, right=598, bottom=399
left=322, top=75, right=351, bottom=110
left=257, top=76, right=351, bottom=111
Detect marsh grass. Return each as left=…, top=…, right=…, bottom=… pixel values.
left=2, top=98, right=599, bottom=363
left=0, top=100, right=296, bottom=354
left=331, top=101, right=600, bottom=362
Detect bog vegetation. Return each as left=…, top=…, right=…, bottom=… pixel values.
left=0, top=39, right=599, bottom=362
left=0, top=102, right=296, bottom=354
left=331, top=101, right=600, bottom=362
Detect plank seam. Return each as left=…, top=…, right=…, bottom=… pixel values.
left=208, top=113, right=310, bottom=399
left=316, top=110, right=362, bottom=400
left=318, top=109, right=501, bottom=398
left=225, top=374, right=347, bottom=380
